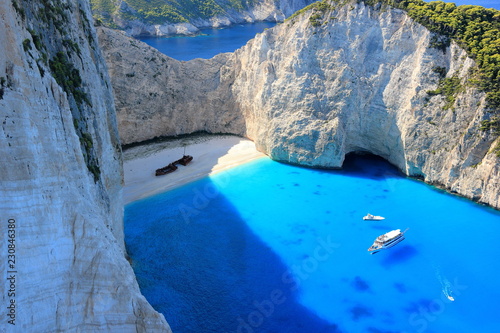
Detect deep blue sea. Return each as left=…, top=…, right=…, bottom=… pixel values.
left=125, top=154, right=500, bottom=333
left=138, top=22, right=276, bottom=61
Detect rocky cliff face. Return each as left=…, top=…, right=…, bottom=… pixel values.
left=0, top=0, right=169, bottom=331
left=233, top=1, right=500, bottom=208
left=94, top=0, right=315, bottom=37
left=98, top=0, right=500, bottom=209
left=97, top=28, right=245, bottom=144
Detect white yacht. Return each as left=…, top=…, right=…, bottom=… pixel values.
left=363, top=213, right=385, bottom=221
left=368, top=228, right=408, bottom=254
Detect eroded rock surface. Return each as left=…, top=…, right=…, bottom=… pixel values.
left=0, top=0, right=170, bottom=331
left=99, top=0, right=499, bottom=208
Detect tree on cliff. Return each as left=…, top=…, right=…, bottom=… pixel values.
left=91, top=0, right=259, bottom=26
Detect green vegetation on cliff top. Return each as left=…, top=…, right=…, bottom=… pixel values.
left=360, top=0, right=500, bottom=111
left=293, top=0, right=500, bottom=137
left=290, top=1, right=500, bottom=110
left=90, top=0, right=257, bottom=25
left=360, top=1, right=500, bottom=153
left=293, top=0, right=500, bottom=111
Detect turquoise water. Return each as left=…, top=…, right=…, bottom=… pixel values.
left=138, top=22, right=276, bottom=61
left=125, top=154, right=500, bottom=332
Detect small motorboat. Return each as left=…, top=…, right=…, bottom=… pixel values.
left=363, top=213, right=385, bottom=221
left=368, top=228, right=408, bottom=254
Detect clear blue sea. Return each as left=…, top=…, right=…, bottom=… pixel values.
left=125, top=154, right=500, bottom=333
left=453, top=0, right=500, bottom=10
left=137, top=22, right=276, bottom=61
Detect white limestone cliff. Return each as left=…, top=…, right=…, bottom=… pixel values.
left=97, top=28, right=244, bottom=144
left=233, top=1, right=500, bottom=209
left=0, top=0, right=170, bottom=331
left=98, top=0, right=499, bottom=208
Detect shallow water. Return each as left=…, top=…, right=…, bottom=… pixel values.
left=137, top=22, right=276, bottom=61
left=125, top=155, right=500, bottom=332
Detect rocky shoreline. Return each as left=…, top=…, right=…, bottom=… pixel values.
left=102, top=0, right=314, bottom=37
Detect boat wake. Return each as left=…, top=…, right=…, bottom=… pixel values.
left=436, top=267, right=455, bottom=301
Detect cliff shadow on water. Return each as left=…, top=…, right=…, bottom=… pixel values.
left=124, top=176, right=341, bottom=333
left=124, top=152, right=500, bottom=333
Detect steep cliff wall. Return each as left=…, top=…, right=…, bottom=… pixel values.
left=233, top=1, right=500, bottom=208
left=98, top=0, right=500, bottom=208
left=91, top=0, right=315, bottom=37
left=97, top=27, right=245, bottom=144
left=0, top=0, right=169, bottom=331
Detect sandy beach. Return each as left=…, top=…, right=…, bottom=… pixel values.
left=123, top=134, right=266, bottom=204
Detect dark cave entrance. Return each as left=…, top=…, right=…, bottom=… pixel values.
left=341, top=151, right=405, bottom=179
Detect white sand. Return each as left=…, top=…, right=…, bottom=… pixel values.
left=123, top=135, right=266, bottom=204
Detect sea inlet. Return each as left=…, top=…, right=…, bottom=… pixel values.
left=125, top=154, right=500, bottom=332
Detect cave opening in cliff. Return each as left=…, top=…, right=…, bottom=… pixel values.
left=341, top=152, right=404, bottom=179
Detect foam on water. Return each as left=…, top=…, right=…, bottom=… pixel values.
left=125, top=154, right=500, bottom=332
